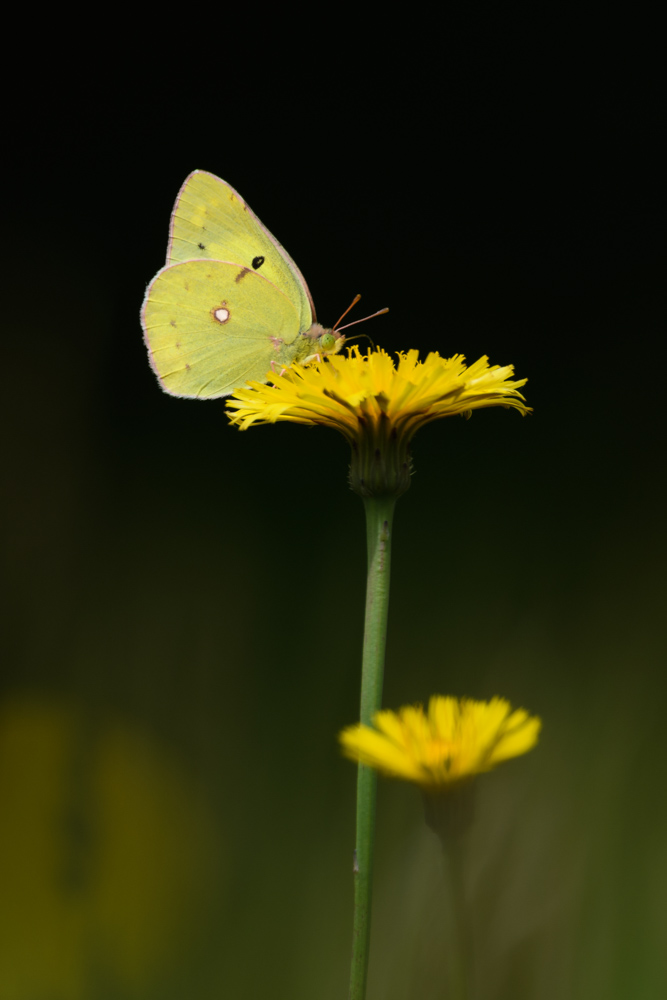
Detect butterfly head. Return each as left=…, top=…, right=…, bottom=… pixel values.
left=320, top=329, right=347, bottom=355
left=301, top=323, right=346, bottom=363
left=301, top=297, right=389, bottom=365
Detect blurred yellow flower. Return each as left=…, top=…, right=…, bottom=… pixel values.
left=227, top=347, right=530, bottom=497
left=339, top=695, right=541, bottom=790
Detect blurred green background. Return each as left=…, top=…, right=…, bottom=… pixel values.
left=2, top=15, right=665, bottom=999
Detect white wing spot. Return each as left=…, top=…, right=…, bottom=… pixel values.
left=214, top=306, right=230, bottom=324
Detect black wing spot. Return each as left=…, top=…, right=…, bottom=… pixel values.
left=252, top=255, right=265, bottom=270
left=198, top=242, right=206, bottom=250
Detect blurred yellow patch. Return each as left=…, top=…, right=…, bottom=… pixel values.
left=0, top=698, right=220, bottom=999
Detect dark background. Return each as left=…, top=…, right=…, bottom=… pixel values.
left=2, top=14, right=665, bottom=999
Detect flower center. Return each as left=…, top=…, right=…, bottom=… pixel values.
left=424, top=738, right=458, bottom=770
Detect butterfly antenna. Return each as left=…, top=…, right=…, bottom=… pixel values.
left=332, top=294, right=362, bottom=332
left=336, top=307, right=389, bottom=334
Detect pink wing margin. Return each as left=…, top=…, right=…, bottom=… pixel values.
left=166, top=170, right=318, bottom=322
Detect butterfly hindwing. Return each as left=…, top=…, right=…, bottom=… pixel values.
left=142, top=259, right=305, bottom=398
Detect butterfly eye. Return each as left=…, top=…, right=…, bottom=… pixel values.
left=252, top=256, right=265, bottom=270
left=320, top=332, right=336, bottom=352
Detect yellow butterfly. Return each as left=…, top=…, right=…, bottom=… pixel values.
left=141, top=171, right=385, bottom=399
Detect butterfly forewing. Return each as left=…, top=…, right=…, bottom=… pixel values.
left=167, top=171, right=315, bottom=336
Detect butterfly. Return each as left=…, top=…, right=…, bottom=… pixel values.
left=141, top=171, right=386, bottom=399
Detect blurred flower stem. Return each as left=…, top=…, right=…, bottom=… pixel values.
left=425, top=788, right=475, bottom=1000
left=348, top=495, right=396, bottom=1000
left=440, top=831, right=471, bottom=1000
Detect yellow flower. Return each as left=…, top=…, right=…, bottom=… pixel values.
left=339, top=695, right=541, bottom=791
left=226, top=347, right=530, bottom=497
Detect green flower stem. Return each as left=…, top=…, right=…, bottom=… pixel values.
left=348, top=495, right=396, bottom=1000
